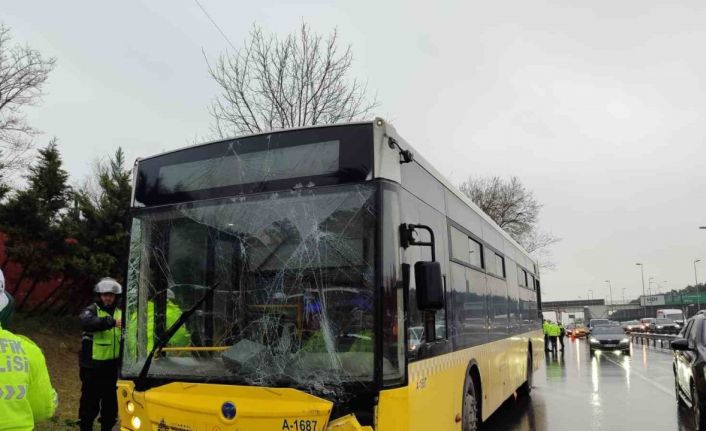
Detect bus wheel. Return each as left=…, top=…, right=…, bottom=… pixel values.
left=518, top=348, right=533, bottom=397
left=462, top=375, right=480, bottom=431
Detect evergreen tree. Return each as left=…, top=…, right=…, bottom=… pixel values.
left=3, top=139, right=72, bottom=309
left=27, top=138, right=71, bottom=220
left=77, top=147, right=132, bottom=282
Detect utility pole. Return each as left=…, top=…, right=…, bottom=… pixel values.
left=636, top=263, right=646, bottom=317
left=622, top=288, right=626, bottom=304
left=604, top=280, right=613, bottom=316
left=695, top=259, right=702, bottom=312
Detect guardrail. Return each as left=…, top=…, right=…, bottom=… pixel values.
left=630, top=332, right=679, bottom=349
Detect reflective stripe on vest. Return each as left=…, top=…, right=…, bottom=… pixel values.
left=92, top=308, right=121, bottom=361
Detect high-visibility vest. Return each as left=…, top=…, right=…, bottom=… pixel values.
left=542, top=322, right=550, bottom=335
left=126, top=301, right=190, bottom=354
left=0, top=326, right=58, bottom=430
left=92, top=308, right=121, bottom=361
left=548, top=323, right=561, bottom=337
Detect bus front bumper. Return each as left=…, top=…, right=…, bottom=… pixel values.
left=117, top=379, right=372, bottom=431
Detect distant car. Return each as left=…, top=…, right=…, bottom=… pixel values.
left=588, top=318, right=611, bottom=333
left=408, top=324, right=446, bottom=352
left=568, top=324, right=588, bottom=338
left=640, top=318, right=656, bottom=332
left=649, top=318, right=680, bottom=334
left=621, top=320, right=642, bottom=333
left=588, top=325, right=630, bottom=354
left=409, top=326, right=423, bottom=352
left=657, top=309, right=685, bottom=327
left=672, top=314, right=706, bottom=428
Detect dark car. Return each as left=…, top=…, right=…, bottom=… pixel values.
left=588, top=325, right=630, bottom=354
left=672, top=314, right=706, bottom=429
left=650, top=318, right=680, bottom=334
left=588, top=318, right=611, bottom=334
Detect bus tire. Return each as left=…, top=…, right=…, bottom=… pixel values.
left=462, top=369, right=481, bottom=431
left=518, top=347, right=533, bottom=397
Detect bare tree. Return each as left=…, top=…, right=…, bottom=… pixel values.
left=459, top=176, right=559, bottom=269
left=207, top=23, right=377, bottom=136
left=0, top=24, right=56, bottom=173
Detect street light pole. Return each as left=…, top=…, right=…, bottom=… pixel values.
left=604, top=280, right=613, bottom=315
left=622, top=287, right=626, bottom=304
left=588, top=289, right=593, bottom=301
left=695, top=259, right=702, bottom=312
left=636, top=263, right=646, bottom=317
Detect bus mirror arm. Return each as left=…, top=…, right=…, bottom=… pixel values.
left=399, top=223, right=436, bottom=261
left=388, top=137, right=414, bottom=164
left=400, top=223, right=444, bottom=311
left=402, top=263, right=411, bottom=291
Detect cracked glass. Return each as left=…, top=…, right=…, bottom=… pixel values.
left=122, top=183, right=377, bottom=397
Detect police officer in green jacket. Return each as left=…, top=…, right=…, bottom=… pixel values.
left=125, top=289, right=191, bottom=354
left=0, top=269, right=58, bottom=430
left=78, top=277, right=122, bottom=431
left=547, top=321, right=561, bottom=353
left=542, top=320, right=550, bottom=352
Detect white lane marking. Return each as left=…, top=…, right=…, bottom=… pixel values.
left=602, top=353, right=673, bottom=397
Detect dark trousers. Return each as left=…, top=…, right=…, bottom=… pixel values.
left=559, top=334, right=565, bottom=350
left=544, top=333, right=549, bottom=351
left=79, top=366, right=118, bottom=431
left=549, top=336, right=558, bottom=352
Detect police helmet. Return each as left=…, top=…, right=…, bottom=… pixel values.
left=94, top=277, right=122, bottom=294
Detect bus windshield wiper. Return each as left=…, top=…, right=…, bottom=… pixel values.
left=135, top=282, right=219, bottom=391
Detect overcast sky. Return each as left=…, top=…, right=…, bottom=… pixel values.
left=5, top=1, right=706, bottom=301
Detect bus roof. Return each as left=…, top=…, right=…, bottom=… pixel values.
left=133, top=118, right=538, bottom=268
left=377, top=119, right=538, bottom=268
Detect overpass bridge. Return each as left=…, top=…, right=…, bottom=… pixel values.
left=542, top=299, right=643, bottom=320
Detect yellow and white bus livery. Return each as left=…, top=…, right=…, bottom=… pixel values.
left=118, top=118, right=544, bottom=431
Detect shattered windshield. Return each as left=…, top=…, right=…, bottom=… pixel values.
left=122, top=183, right=377, bottom=394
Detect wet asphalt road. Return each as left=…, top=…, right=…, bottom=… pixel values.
left=482, top=335, right=696, bottom=431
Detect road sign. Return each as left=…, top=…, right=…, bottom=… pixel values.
left=640, top=294, right=665, bottom=306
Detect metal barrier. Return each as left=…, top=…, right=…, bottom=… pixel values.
left=630, top=332, right=679, bottom=349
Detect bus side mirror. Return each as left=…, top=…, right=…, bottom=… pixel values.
left=400, top=223, right=444, bottom=311
left=415, top=261, right=443, bottom=310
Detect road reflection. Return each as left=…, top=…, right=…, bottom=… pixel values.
left=481, top=336, right=697, bottom=430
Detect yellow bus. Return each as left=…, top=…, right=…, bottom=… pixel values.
left=118, top=118, right=544, bottom=431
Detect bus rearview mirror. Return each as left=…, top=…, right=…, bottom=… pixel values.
left=415, top=261, right=443, bottom=310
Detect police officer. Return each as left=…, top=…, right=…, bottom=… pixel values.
left=126, top=288, right=190, bottom=353
left=542, top=319, right=550, bottom=352
left=78, top=278, right=122, bottom=431
left=0, top=269, right=58, bottom=430
left=558, top=322, right=565, bottom=351
left=547, top=321, right=561, bottom=353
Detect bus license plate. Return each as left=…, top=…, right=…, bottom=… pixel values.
left=282, top=419, right=318, bottom=431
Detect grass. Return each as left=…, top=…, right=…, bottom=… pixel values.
left=10, top=313, right=86, bottom=430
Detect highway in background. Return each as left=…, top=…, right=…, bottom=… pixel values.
left=483, top=336, right=695, bottom=430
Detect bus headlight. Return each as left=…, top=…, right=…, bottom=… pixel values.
left=126, top=401, right=135, bottom=414
left=620, top=338, right=629, bottom=344
left=131, top=415, right=142, bottom=429
left=589, top=337, right=599, bottom=344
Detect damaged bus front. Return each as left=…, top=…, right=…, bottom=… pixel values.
left=118, top=123, right=400, bottom=430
